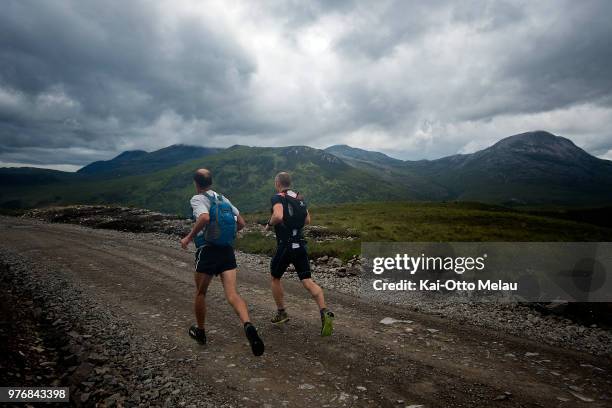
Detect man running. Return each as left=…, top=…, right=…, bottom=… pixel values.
left=266, top=171, right=334, bottom=336
left=181, top=168, right=264, bottom=356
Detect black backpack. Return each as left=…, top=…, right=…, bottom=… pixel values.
left=277, top=190, right=307, bottom=240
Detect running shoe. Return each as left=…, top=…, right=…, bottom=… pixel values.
left=320, top=310, right=335, bottom=337
left=244, top=323, right=265, bottom=356
left=188, top=325, right=207, bottom=345
left=271, top=309, right=290, bottom=324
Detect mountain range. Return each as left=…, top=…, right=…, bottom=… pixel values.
left=78, top=145, right=221, bottom=177
left=1, top=131, right=612, bottom=213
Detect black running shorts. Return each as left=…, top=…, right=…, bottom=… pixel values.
left=195, top=245, right=237, bottom=276
left=270, top=242, right=311, bottom=280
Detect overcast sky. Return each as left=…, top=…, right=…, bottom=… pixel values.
left=1, top=0, right=611, bottom=170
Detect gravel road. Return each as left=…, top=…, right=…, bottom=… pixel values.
left=1, top=216, right=611, bottom=407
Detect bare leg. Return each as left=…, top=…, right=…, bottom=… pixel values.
left=271, top=276, right=285, bottom=310
left=301, top=278, right=326, bottom=310
left=219, top=269, right=250, bottom=324
left=194, top=272, right=214, bottom=329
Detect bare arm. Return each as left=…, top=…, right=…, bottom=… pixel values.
left=269, top=203, right=284, bottom=225
left=236, top=214, right=246, bottom=231
left=305, top=209, right=311, bottom=225
left=181, top=213, right=210, bottom=249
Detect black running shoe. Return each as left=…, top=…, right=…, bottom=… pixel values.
left=188, top=325, right=207, bottom=344
left=244, top=323, right=265, bottom=356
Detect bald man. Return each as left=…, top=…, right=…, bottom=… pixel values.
left=181, top=168, right=264, bottom=356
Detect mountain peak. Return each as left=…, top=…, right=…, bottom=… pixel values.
left=113, top=150, right=148, bottom=161
left=325, top=144, right=402, bottom=165
left=281, top=145, right=345, bottom=165
left=486, top=131, right=590, bottom=162
left=78, top=144, right=220, bottom=175
left=495, top=130, right=564, bottom=145
left=151, top=144, right=210, bottom=154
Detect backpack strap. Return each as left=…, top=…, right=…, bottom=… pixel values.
left=279, top=189, right=299, bottom=197
left=203, top=191, right=217, bottom=203
left=203, top=192, right=219, bottom=226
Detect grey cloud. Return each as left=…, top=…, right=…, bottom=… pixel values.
left=499, top=2, right=612, bottom=112
left=1, top=0, right=612, bottom=166
left=451, top=1, right=525, bottom=31
left=0, top=0, right=259, bottom=158
left=263, top=0, right=357, bottom=29
left=334, top=1, right=526, bottom=61
left=0, top=145, right=112, bottom=166
left=333, top=1, right=444, bottom=60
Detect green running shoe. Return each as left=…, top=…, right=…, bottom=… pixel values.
left=320, top=310, right=334, bottom=337
left=271, top=309, right=289, bottom=324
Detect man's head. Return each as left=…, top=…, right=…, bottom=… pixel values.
left=274, top=171, right=291, bottom=192
left=193, top=168, right=212, bottom=192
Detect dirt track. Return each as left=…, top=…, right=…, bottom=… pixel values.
left=1, top=216, right=611, bottom=407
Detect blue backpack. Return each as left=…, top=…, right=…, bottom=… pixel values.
left=194, top=192, right=237, bottom=247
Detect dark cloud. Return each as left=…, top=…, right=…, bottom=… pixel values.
left=0, top=0, right=611, bottom=168
left=262, top=0, right=357, bottom=29
left=0, top=0, right=258, bottom=162
left=500, top=2, right=612, bottom=112
left=451, top=1, right=525, bottom=30
left=333, top=2, right=437, bottom=60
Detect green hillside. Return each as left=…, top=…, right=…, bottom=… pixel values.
left=1, top=145, right=415, bottom=214
left=3, top=131, right=612, bottom=212
left=324, top=132, right=612, bottom=206
left=77, top=145, right=221, bottom=177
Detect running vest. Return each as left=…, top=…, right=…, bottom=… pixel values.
left=273, top=190, right=307, bottom=242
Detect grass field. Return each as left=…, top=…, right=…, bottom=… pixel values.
left=235, top=201, right=612, bottom=261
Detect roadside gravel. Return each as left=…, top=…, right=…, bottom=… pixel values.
left=2, top=216, right=611, bottom=407
left=0, top=247, right=233, bottom=407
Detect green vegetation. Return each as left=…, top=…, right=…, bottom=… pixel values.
left=236, top=201, right=612, bottom=261
left=1, top=145, right=410, bottom=214
left=235, top=231, right=361, bottom=261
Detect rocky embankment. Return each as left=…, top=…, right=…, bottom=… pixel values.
left=24, top=204, right=358, bottom=241
left=24, top=206, right=192, bottom=236
left=240, top=221, right=359, bottom=243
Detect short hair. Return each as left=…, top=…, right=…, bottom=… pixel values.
left=275, top=171, right=291, bottom=188
left=193, top=168, right=212, bottom=188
